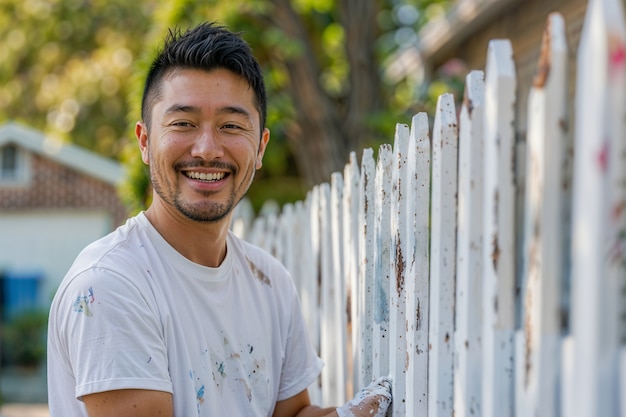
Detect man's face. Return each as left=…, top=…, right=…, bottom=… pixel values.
left=136, top=68, right=269, bottom=223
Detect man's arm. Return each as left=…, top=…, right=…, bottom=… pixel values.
left=82, top=389, right=173, bottom=417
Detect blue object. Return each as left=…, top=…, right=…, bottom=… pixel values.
left=1, top=270, right=43, bottom=321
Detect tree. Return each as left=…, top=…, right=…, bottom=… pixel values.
left=0, top=0, right=450, bottom=213
left=122, top=0, right=450, bottom=211
left=0, top=0, right=154, bottom=158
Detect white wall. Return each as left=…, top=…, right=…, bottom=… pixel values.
left=0, top=210, right=114, bottom=307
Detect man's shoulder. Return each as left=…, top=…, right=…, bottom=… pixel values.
left=60, top=214, right=154, bottom=286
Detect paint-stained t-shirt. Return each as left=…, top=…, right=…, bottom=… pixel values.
left=47, top=212, right=323, bottom=417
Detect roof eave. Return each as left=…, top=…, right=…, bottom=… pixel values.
left=0, top=122, right=126, bottom=186
left=417, top=0, right=525, bottom=65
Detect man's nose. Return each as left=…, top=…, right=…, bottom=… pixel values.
left=190, top=127, right=224, bottom=160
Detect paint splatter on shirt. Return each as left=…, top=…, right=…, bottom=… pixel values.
left=245, top=257, right=272, bottom=287
left=72, top=287, right=95, bottom=317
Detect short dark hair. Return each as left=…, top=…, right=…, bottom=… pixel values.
left=141, top=22, right=267, bottom=134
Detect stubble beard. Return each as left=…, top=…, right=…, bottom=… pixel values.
left=174, top=192, right=236, bottom=223
left=150, top=164, right=254, bottom=224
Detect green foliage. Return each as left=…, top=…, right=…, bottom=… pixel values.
left=1, top=0, right=454, bottom=214
left=0, top=0, right=155, bottom=159
left=1, top=309, right=48, bottom=368
left=421, top=57, right=469, bottom=116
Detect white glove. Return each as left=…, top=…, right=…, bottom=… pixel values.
left=336, top=376, right=392, bottom=417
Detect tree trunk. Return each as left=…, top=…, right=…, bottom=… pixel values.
left=268, top=0, right=382, bottom=187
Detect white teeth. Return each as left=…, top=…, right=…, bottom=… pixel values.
left=186, top=171, right=226, bottom=181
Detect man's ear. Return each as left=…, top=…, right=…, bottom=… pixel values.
left=136, top=121, right=150, bottom=165
left=256, top=128, right=270, bottom=170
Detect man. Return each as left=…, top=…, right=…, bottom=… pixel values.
left=47, top=22, right=392, bottom=417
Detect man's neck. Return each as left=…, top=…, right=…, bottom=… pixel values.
left=144, top=205, right=231, bottom=268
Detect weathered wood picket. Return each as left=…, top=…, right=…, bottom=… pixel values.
left=231, top=0, right=626, bottom=415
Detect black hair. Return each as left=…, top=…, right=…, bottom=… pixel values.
left=141, top=22, right=267, bottom=134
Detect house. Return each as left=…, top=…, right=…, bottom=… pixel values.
left=414, top=0, right=589, bottom=136
left=0, top=121, right=128, bottom=317
left=387, top=0, right=590, bottom=142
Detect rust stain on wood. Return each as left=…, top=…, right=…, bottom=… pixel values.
left=416, top=299, right=422, bottom=331
left=524, top=277, right=534, bottom=388
left=463, top=88, right=474, bottom=117
left=395, top=234, right=405, bottom=296
left=491, top=233, right=500, bottom=271
left=533, top=14, right=554, bottom=88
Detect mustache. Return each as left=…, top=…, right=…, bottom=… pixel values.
left=174, top=160, right=236, bottom=172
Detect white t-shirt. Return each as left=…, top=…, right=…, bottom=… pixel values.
left=47, top=212, right=323, bottom=416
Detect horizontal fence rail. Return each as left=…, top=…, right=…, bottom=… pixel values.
left=232, top=0, right=626, bottom=415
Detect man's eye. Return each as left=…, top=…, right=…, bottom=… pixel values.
left=173, top=121, right=194, bottom=127
left=222, top=124, right=240, bottom=129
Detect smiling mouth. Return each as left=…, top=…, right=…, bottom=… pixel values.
left=184, top=171, right=227, bottom=182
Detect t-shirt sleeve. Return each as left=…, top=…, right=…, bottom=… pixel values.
left=276, top=280, right=324, bottom=401
left=52, top=266, right=172, bottom=400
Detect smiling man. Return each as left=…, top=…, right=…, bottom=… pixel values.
left=46, top=22, right=392, bottom=417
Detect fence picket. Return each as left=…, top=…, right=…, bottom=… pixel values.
left=358, top=148, right=376, bottom=389
left=428, top=93, right=459, bottom=416
left=331, top=172, right=348, bottom=404
left=481, top=38, right=517, bottom=417
left=262, top=206, right=279, bottom=255
left=622, top=348, right=626, bottom=417
left=405, top=112, right=431, bottom=417
left=301, top=191, right=322, bottom=405
left=231, top=195, right=254, bottom=240
left=517, top=12, right=568, bottom=417
left=389, top=123, right=411, bottom=417
left=372, top=144, right=393, bottom=380
left=342, top=153, right=361, bottom=395
left=279, top=202, right=295, bottom=285
left=306, top=188, right=321, bottom=351
left=454, top=70, right=485, bottom=417
left=570, top=0, right=626, bottom=415
left=319, top=182, right=341, bottom=406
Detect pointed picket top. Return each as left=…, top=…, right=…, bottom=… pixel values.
left=481, top=38, right=517, bottom=417
left=454, top=69, right=485, bottom=417
left=518, top=12, right=568, bottom=417
left=570, top=0, right=626, bottom=415
left=405, top=112, right=431, bottom=417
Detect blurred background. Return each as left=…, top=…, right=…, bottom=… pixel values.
left=0, top=0, right=591, bottom=413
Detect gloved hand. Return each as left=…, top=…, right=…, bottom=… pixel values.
left=336, top=376, right=392, bottom=417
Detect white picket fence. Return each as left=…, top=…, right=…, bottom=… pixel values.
left=232, top=0, right=626, bottom=415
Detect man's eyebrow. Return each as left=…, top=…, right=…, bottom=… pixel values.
left=164, top=104, right=201, bottom=115
left=164, top=104, right=252, bottom=120
left=218, top=105, right=253, bottom=120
